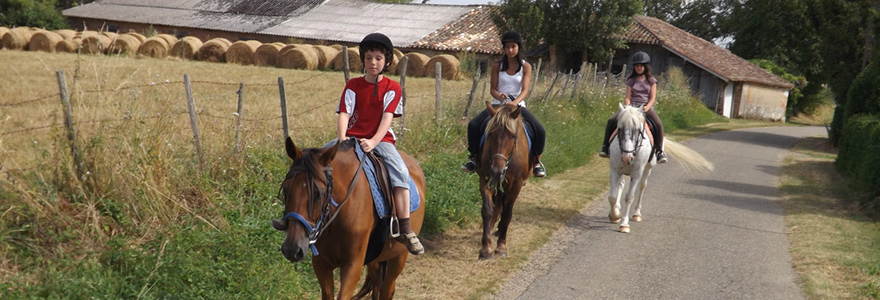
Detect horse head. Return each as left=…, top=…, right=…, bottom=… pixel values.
left=483, top=101, right=523, bottom=191
left=616, top=103, right=646, bottom=166
left=272, top=137, right=338, bottom=263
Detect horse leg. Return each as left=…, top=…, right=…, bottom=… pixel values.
left=376, top=254, right=407, bottom=300
left=479, top=186, right=496, bottom=260
left=313, top=259, right=336, bottom=300
left=620, top=174, right=641, bottom=233
left=495, top=186, right=522, bottom=258
left=608, top=172, right=624, bottom=223
left=632, top=168, right=652, bottom=222
left=337, top=261, right=365, bottom=299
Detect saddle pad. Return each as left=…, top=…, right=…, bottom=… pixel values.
left=480, top=120, right=532, bottom=153
left=354, top=144, right=421, bottom=219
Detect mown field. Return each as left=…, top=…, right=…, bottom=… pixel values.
left=0, top=49, right=723, bottom=299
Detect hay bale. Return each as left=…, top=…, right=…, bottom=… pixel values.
left=107, top=34, right=141, bottom=56
left=226, top=40, right=262, bottom=65
left=137, top=36, right=170, bottom=58
left=125, top=32, right=146, bottom=42
left=28, top=30, right=63, bottom=52
left=277, top=44, right=316, bottom=68
left=1, top=27, right=34, bottom=50
left=55, top=39, right=80, bottom=53
left=53, top=29, right=77, bottom=40
left=195, top=38, right=230, bottom=62
left=280, top=47, right=319, bottom=70
left=0, top=27, right=9, bottom=48
left=171, top=36, right=202, bottom=60
left=332, top=47, right=362, bottom=72
left=253, top=42, right=284, bottom=67
left=387, top=49, right=404, bottom=74
left=101, top=31, right=118, bottom=40
left=81, top=34, right=112, bottom=54
left=329, top=44, right=343, bottom=51
left=312, top=45, right=339, bottom=70
left=77, top=30, right=99, bottom=40
left=402, top=52, right=430, bottom=77
left=155, top=34, right=179, bottom=47
left=425, top=54, right=461, bottom=80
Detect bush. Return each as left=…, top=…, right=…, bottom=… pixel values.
left=0, top=0, right=68, bottom=30
left=835, top=114, right=880, bottom=216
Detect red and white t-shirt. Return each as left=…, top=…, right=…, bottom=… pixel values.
left=337, top=76, right=403, bottom=144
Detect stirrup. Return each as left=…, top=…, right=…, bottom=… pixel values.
left=460, top=158, right=476, bottom=173
left=533, top=162, right=546, bottom=177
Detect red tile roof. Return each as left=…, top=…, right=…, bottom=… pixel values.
left=409, top=6, right=501, bottom=55
left=628, top=15, right=794, bottom=89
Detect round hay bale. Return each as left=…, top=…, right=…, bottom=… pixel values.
left=277, top=44, right=317, bottom=67
left=387, top=49, right=404, bottom=74
left=329, top=44, right=343, bottom=51
left=425, top=54, right=461, bottom=80
left=1, top=27, right=34, bottom=50
left=77, top=30, right=99, bottom=40
left=137, top=36, right=170, bottom=58
left=53, top=29, right=77, bottom=40
left=55, top=39, right=80, bottom=53
left=28, top=30, right=63, bottom=52
left=312, top=45, right=339, bottom=70
left=81, top=34, right=111, bottom=54
left=155, top=34, right=178, bottom=47
left=101, top=31, right=118, bottom=40
left=195, top=38, right=230, bottom=62
left=402, top=52, right=429, bottom=77
left=124, top=32, right=146, bottom=42
left=226, top=40, right=262, bottom=65
left=253, top=42, right=284, bottom=67
left=107, top=34, right=141, bottom=56
left=332, top=47, right=362, bottom=72
left=280, top=47, right=319, bottom=70
left=170, top=36, right=202, bottom=60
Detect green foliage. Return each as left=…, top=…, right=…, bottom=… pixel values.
left=0, top=0, right=67, bottom=29
left=835, top=114, right=880, bottom=217
left=844, top=60, right=880, bottom=118
left=490, top=0, right=544, bottom=50
left=809, top=0, right=874, bottom=104
left=750, top=59, right=808, bottom=116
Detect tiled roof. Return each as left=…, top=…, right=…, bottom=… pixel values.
left=409, top=6, right=501, bottom=54
left=627, top=15, right=794, bottom=89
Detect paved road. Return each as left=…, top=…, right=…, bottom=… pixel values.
left=495, top=126, right=826, bottom=300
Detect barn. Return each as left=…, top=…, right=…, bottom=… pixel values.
left=62, top=0, right=503, bottom=58
left=621, top=15, right=794, bottom=121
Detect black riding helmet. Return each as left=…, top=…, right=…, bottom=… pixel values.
left=500, top=30, right=523, bottom=49
left=359, top=32, right=394, bottom=74
left=631, top=51, right=650, bottom=65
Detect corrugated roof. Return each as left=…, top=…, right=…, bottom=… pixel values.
left=410, top=6, right=500, bottom=54
left=260, top=0, right=475, bottom=47
left=628, top=15, right=793, bottom=89
left=64, top=2, right=284, bottom=33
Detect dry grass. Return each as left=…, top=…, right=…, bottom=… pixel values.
left=781, top=137, right=880, bottom=300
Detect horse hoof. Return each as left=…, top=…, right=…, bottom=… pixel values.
left=479, top=253, right=494, bottom=260
left=632, top=215, right=642, bottom=222
left=609, top=216, right=621, bottom=223
left=494, top=250, right=508, bottom=258
left=619, top=226, right=630, bottom=233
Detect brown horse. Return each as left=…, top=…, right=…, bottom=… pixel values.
left=476, top=102, right=535, bottom=260
left=271, top=137, right=426, bottom=299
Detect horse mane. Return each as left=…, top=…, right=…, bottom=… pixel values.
left=617, top=105, right=645, bottom=131
left=486, top=106, right=519, bottom=135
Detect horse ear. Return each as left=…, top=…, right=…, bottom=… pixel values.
left=510, top=106, right=522, bottom=119
left=485, top=101, right=497, bottom=116
left=319, top=140, right=339, bottom=166
left=271, top=219, right=288, bottom=231
left=285, top=137, right=302, bottom=160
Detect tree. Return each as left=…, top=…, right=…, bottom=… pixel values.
left=0, top=0, right=68, bottom=29
left=490, top=0, right=544, bottom=50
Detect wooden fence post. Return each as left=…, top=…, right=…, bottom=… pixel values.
left=398, top=56, right=408, bottom=139
left=278, top=76, right=289, bottom=141
left=342, top=46, right=350, bottom=83
left=559, top=69, right=572, bottom=100
left=435, top=62, right=442, bottom=126
left=56, top=69, right=83, bottom=179
left=184, top=74, right=203, bottom=169
left=541, top=73, right=561, bottom=102
left=464, top=65, right=481, bottom=117
left=233, top=82, right=244, bottom=155
left=529, top=58, right=542, bottom=99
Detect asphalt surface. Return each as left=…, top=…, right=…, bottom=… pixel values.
left=494, top=126, right=826, bottom=300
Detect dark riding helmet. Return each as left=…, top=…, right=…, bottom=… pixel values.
left=631, top=51, right=651, bottom=65
left=500, top=30, right=523, bottom=49
left=359, top=32, right=394, bottom=73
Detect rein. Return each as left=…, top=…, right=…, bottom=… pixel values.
left=281, top=142, right=367, bottom=256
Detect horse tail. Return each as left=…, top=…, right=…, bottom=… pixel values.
left=353, top=261, right=387, bottom=299
left=663, top=137, right=714, bottom=176
left=353, top=277, right=373, bottom=300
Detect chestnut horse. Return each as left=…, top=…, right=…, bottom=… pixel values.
left=272, top=137, right=426, bottom=299
left=476, top=102, right=535, bottom=260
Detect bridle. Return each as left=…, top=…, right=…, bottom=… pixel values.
left=618, top=108, right=646, bottom=156
left=488, top=116, right=518, bottom=192
left=279, top=146, right=366, bottom=256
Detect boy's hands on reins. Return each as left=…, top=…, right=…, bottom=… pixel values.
left=359, top=138, right=378, bottom=152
